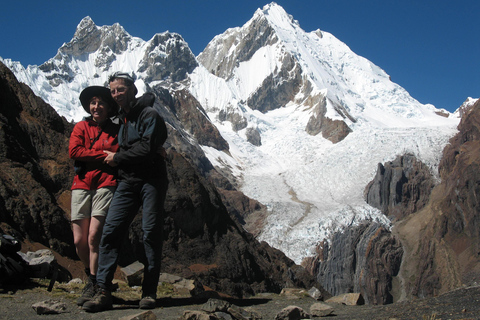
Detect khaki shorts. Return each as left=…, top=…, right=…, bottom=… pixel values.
left=71, top=187, right=116, bottom=221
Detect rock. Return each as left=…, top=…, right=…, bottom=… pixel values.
left=177, top=278, right=205, bottom=297
left=159, top=272, right=205, bottom=297
left=246, top=127, right=262, bottom=146
left=119, top=310, right=157, bottom=320
left=159, top=272, right=183, bottom=283
left=200, top=299, right=261, bottom=320
left=274, top=306, right=310, bottom=320
left=0, top=63, right=75, bottom=257
left=214, top=312, right=233, bottom=320
left=121, top=261, right=145, bottom=286
left=304, top=221, right=402, bottom=305
left=180, top=310, right=218, bottom=320
left=364, top=153, right=435, bottom=221
left=309, top=302, right=334, bottom=317
left=202, top=299, right=231, bottom=313
left=68, top=278, right=83, bottom=285
left=280, top=288, right=307, bottom=299
left=307, top=287, right=323, bottom=300
left=227, top=304, right=255, bottom=320
left=31, top=299, right=67, bottom=314
left=326, top=293, right=364, bottom=306
left=394, top=98, right=480, bottom=300
left=305, top=93, right=352, bottom=143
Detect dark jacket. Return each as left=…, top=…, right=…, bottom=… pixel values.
left=113, top=92, right=168, bottom=183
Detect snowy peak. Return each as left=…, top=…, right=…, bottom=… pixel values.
left=3, top=16, right=197, bottom=121
left=256, top=2, right=301, bottom=34
left=57, top=16, right=132, bottom=58
left=197, top=1, right=456, bottom=138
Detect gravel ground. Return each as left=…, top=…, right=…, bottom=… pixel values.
left=1, top=280, right=480, bottom=320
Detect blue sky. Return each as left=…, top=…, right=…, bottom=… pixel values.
left=1, top=0, right=478, bottom=112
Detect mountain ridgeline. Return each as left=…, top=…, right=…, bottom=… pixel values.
left=1, top=2, right=477, bottom=305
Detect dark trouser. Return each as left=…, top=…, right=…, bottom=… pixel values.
left=96, top=178, right=168, bottom=296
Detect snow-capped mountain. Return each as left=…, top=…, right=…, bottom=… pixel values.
left=1, top=2, right=466, bottom=264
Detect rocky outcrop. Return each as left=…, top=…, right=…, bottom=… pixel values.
left=364, top=154, right=435, bottom=221
left=198, top=14, right=277, bottom=79
left=0, top=62, right=75, bottom=256
left=305, top=94, right=352, bottom=143
left=138, top=33, right=198, bottom=83
left=0, top=61, right=323, bottom=298
left=393, top=98, right=480, bottom=300
left=247, top=53, right=302, bottom=113
left=162, top=87, right=229, bottom=151
left=303, top=222, right=403, bottom=305
left=245, top=127, right=262, bottom=146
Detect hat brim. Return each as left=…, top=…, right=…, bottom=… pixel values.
left=79, top=86, right=118, bottom=116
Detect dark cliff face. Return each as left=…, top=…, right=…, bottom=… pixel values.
left=0, top=61, right=322, bottom=298
left=364, top=154, right=436, bottom=221
left=0, top=62, right=75, bottom=255
left=303, top=222, right=403, bottom=305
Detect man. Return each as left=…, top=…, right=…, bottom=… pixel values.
left=83, top=72, right=168, bottom=312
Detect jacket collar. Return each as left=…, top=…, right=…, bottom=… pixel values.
left=120, top=92, right=155, bottom=119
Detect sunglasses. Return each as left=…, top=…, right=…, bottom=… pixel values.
left=109, top=71, right=135, bottom=83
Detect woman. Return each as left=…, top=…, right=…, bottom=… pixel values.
left=69, top=86, right=119, bottom=306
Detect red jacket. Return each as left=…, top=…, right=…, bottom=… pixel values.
left=69, top=118, right=120, bottom=190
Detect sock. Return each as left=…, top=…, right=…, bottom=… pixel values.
left=89, top=273, right=97, bottom=285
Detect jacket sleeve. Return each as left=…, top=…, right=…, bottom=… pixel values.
left=113, top=110, right=167, bottom=165
left=69, top=122, right=108, bottom=161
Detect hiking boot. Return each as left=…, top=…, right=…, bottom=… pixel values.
left=139, top=294, right=156, bottom=309
left=82, top=288, right=112, bottom=313
left=76, top=280, right=97, bottom=306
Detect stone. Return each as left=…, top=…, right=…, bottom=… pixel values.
left=119, top=310, right=157, bottom=320
left=214, top=312, right=233, bottom=320
left=279, top=288, right=307, bottom=299
left=227, top=304, right=253, bottom=320
left=309, top=302, right=334, bottom=317
left=31, top=300, right=67, bottom=315
left=274, top=306, right=310, bottom=320
left=159, top=272, right=183, bottom=283
left=307, top=287, right=323, bottom=300
left=202, top=298, right=231, bottom=313
left=326, top=293, right=364, bottom=306
left=159, top=272, right=205, bottom=297
left=180, top=310, right=218, bottom=320
left=121, top=261, right=144, bottom=286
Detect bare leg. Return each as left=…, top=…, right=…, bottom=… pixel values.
left=88, top=216, right=106, bottom=276
left=72, top=218, right=91, bottom=271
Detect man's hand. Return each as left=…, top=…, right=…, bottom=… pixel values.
left=104, top=150, right=118, bottom=167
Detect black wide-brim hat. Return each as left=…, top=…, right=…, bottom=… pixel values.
left=79, top=86, right=118, bottom=116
